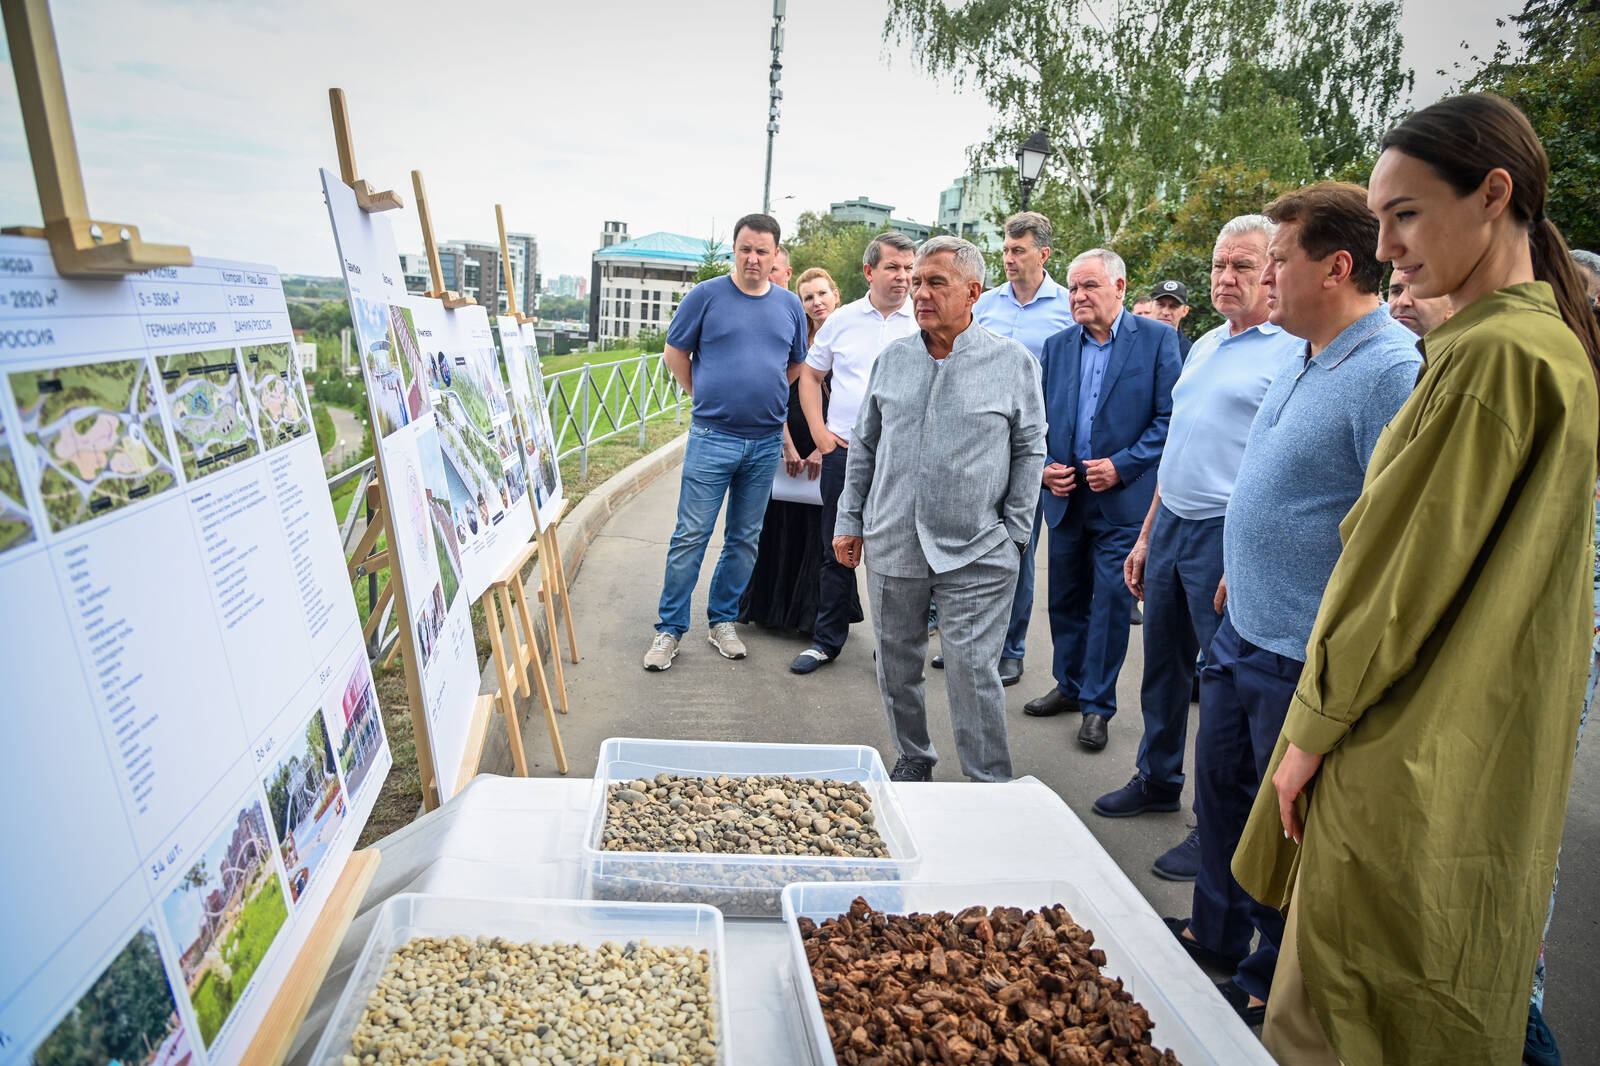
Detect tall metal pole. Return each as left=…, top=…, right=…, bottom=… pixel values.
left=762, top=0, right=786, bottom=214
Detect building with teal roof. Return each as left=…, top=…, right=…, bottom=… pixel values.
left=589, top=222, right=733, bottom=345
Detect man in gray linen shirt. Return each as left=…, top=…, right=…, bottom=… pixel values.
left=833, top=235, right=1047, bottom=783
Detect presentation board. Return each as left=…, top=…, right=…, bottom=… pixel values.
left=320, top=171, right=483, bottom=800
left=498, top=316, right=564, bottom=531
left=401, top=297, right=535, bottom=598
left=0, top=236, right=390, bottom=1066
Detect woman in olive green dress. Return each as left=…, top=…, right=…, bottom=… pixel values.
left=1232, top=94, right=1600, bottom=1066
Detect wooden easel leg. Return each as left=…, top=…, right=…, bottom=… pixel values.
left=382, top=635, right=403, bottom=670
left=525, top=619, right=568, bottom=774
left=482, top=589, right=528, bottom=777
left=497, top=583, right=531, bottom=700
left=545, top=526, right=580, bottom=663
left=522, top=569, right=568, bottom=714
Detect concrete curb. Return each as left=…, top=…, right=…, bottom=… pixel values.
left=475, top=431, right=686, bottom=775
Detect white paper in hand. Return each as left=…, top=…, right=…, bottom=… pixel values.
left=771, top=465, right=823, bottom=505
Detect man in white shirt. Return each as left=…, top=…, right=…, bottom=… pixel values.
left=793, top=231, right=920, bottom=673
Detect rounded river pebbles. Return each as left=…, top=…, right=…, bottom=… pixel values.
left=601, top=774, right=890, bottom=858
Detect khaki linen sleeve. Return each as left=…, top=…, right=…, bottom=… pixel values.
left=1285, top=390, right=1523, bottom=753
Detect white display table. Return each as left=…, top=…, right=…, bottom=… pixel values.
left=287, top=775, right=1274, bottom=1065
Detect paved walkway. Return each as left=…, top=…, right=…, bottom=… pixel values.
left=533, top=458, right=1599, bottom=1062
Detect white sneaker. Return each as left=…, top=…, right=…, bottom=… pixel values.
left=643, top=631, right=680, bottom=671
left=706, top=622, right=747, bottom=660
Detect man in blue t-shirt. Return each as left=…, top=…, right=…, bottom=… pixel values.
left=643, top=213, right=808, bottom=671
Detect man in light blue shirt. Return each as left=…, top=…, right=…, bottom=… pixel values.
left=1177, top=182, right=1420, bottom=1025
left=968, top=212, right=1077, bottom=686
left=1095, top=216, right=1301, bottom=878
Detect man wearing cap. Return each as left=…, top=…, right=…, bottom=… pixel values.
left=1148, top=280, right=1193, bottom=359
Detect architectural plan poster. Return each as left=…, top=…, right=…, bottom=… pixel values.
left=320, top=169, right=481, bottom=796
left=0, top=237, right=391, bottom=1066
left=499, top=316, right=565, bottom=530
left=403, top=298, right=535, bottom=598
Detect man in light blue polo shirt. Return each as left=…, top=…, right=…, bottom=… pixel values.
left=1096, top=216, right=1301, bottom=871
left=962, top=211, right=1076, bottom=687
left=1171, top=182, right=1420, bottom=1025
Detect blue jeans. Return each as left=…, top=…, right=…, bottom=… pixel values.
left=1136, top=506, right=1225, bottom=793
left=655, top=423, right=783, bottom=637
left=1190, top=611, right=1296, bottom=1002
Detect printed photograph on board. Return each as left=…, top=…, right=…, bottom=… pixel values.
left=262, top=708, right=347, bottom=906
left=157, top=802, right=287, bottom=1049
left=8, top=356, right=179, bottom=532
left=349, top=295, right=410, bottom=437
left=241, top=341, right=312, bottom=448
left=0, top=418, right=37, bottom=556
left=432, top=354, right=507, bottom=545
left=157, top=347, right=261, bottom=481
left=516, top=333, right=563, bottom=519
left=28, top=924, right=194, bottom=1066
left=331, top=655, right=385, bottom=797
left=412, top=580, right=446, bottom=671
left=387, top=303, right=427, bottom=418
left=416, top=426, right=464, bottom=610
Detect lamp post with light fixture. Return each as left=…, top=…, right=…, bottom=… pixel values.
left=1016, top=127, right=1052, bottom=210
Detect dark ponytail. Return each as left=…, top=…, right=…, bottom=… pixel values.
left=1381, top=94, right=1600, bottom=438
left=1530, top=217, right=1600, bottom=370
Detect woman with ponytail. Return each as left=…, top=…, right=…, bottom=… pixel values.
left=1232, top=93, right=1600, bottom=1066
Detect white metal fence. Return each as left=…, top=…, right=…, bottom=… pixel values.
left=541, top=351, right=687, bottom=479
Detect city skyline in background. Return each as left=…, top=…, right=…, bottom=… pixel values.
left=0, top=0, right=1510, bottom=282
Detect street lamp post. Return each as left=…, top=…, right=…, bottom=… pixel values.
left=1016, top=127, right=1053, bottom=211
left=762, top=0, right=786, bottom=214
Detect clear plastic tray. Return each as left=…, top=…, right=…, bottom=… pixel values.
left=306, top=893, right=732, bottom=1065
left=582, top=738, right=922, bottom=918
left=782, top=880, right=1271, bottom=1066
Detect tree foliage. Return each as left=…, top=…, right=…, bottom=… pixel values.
left=539, top=294, right=589, bottom=321
left=693, top=233, right=731, bottom=284
left=31, top=930, right=177, bottom=1066
left=884, top=0, right=1411, bottom=251
left=786, top=211, right=875, bottom=304
left=1458, top=0, right=1600, bottom=251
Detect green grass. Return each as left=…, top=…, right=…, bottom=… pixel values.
left=539, top=351, right=683, bottom=460
left=192, top=874, right=287, bottom=1047
left=313, top=404, right=336, bottom=453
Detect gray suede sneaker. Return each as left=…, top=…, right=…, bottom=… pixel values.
left=643, top=631, right=680, bottom=671
left=707, top=622, right=747, bottom=660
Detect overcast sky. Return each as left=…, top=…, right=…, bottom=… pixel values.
left=0, top=0, right=1516, bottom=282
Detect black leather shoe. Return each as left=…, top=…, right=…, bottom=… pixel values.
left=1216, top=979, right=1266, bottom=1027
left=931, top=653, right=945, bottom=669
left=998, top=657, right=1023, bottom=686
left=1163, top=917, right=1245, bottom=973
left=889, top=755, right=934, bottom=782
left=1077, top=713, right=1109, bottom=750
left=1024, top=689, right=1080, bottom=717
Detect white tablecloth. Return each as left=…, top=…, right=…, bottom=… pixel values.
left=288, top=775, right=1274, bottom=1065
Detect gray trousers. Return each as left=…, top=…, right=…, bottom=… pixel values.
left=866, top=540, right=1020, bottom=782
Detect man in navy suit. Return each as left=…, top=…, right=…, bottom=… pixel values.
left=1023, top=248, right=1182, bottom=750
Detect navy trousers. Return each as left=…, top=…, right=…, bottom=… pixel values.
left=1135, top=505, right=1226, bottom=792
left=1047, top=498, right=1140, bottom=719
left=1190, top=611, right=1298, bottom=1002
left=811, top=447, right=855, bottom=657
left=1001, top=500, right=1045, bottom=659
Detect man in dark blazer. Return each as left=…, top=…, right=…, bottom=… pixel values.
left=1023, top=248, right=1181, bottom=750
